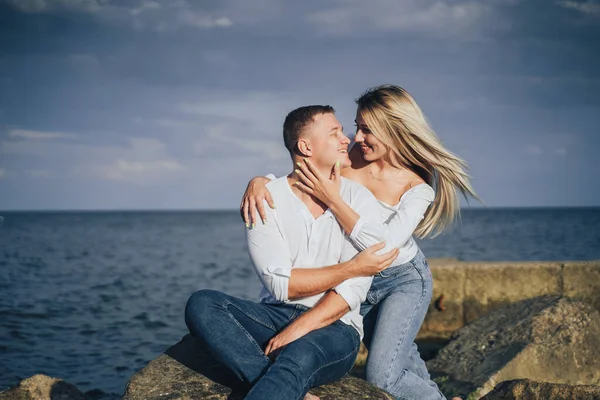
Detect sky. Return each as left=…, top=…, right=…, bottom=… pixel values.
left=0, top=0, right=598, bottom=210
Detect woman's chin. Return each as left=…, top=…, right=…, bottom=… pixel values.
left=362, top=153, right=377, bottom=162
left=363, top=150, right=385, bottom=162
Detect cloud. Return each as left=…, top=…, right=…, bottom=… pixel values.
left=306, top=0, right=493, bottom=37
left=68, top=53, right=100, bottom=70
left=193, top=124, right=286, bottom=161
left=176, top=9, right=232, bottom=29
left=525, top=145, right=543, bottom=155
left=179, top=91, right=303, bottom=128
left=28, top=169, right=52, bottom=178
left=0, top=168, right=5, bottom=178
left=130, top=0, right=160, bottom=16
left=83, top=137, right=187, bottom=184
left=129, top=1, right=233, bottom=31
left=98, top=159, right=185, bottom=183
left=558, top=1, right=600, bottom=18
left=1, top=133, right=187, bottom=185
left=4, top=0, right=233, bottom=31
left=5, top=0, right=106, bottom=14
left=8, top=129, right=78, bottom=140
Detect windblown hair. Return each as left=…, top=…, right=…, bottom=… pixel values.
left=283, top=105, right=335, bottom=157
left=356, top=85, right=480, bottom=238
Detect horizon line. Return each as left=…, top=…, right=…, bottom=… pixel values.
left=1, top=205, right=600, bottom=213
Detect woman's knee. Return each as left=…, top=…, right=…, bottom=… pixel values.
left=366, top=366, right=406, bottom=392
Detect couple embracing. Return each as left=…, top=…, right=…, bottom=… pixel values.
left=185, top=85, right=477, bottom=400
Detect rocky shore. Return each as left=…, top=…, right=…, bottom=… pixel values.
left=2, top=260, right=599, bottom=400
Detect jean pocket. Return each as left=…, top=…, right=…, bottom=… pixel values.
left=378, top=262, right=413, bottom=278
left=366, top=289, right=378, bottom=305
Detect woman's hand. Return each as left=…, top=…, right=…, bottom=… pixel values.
left=294, top=159, right=342, bottom=207
left=240, top=176, right=274, bottom=227
left=351, top=243, right=399, bottom=276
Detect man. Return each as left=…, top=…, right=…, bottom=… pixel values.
left=185, top=105, right=398, bottom=399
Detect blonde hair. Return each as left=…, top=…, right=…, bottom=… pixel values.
left=356, top=85, right=480, bottom=238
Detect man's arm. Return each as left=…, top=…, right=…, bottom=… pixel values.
left=259, top=190, right=391, bottom=354
left=265, top=290, right=349, bottom=355
left=248, top=203, right=398, bottom=301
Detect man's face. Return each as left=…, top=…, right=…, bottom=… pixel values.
left=303, top=113, right=351, bottom=170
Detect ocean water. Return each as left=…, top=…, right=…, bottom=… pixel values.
left=1, top=208, right=599, bottom=397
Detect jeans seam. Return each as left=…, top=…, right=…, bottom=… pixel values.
left=382, top=266, right=427, bottom=390
left=227, top=303, right=277, bottom=332
left=296, top=332, right=360, bottom=400
left=225, top=303, right=273, bottom=364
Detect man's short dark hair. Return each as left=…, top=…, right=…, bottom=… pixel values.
left=283, top=105, right=335, bottom=156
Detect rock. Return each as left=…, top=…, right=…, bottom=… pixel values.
left=124, top=334, right=393, bottom=400
left=420, top=261, right=467, bottom=339
left=418, top=260, right=600, bottom=341
left=426, top=296, right=600, bottom=399
left=462, top=262, right=562, bottom=324
left=480, top=379, right=600, bottom=400
left=563, top=261, right=600, bottom=313
left=0, top=374, right=86, bottom=400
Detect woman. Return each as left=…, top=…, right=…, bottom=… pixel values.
left=241, top=85, right=477, bottom=400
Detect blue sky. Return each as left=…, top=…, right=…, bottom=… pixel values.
left=0, top=0, right=598, bottom=210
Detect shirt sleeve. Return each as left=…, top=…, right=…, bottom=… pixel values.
left=333, top=275, right=373, bottom=311
left=382, top=184, right=435, bottom=248
left=333, top=184, right=384, bottom=310
left=344, top=185, right=395, bottom=254
left=246, top=202, right=293, bottom=302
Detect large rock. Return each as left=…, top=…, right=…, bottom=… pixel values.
left=124, top=334, right=393, bottom=400
left=419, top=260, right=600, bottom=340
left=480, top=379, right=600, bottom=400
left=426, top=296, right=600, bottom=399
left=420, top=260, right=467, bottom=339
left=0, top=374, right=85, bottom=400
left=563, top=261, right=600, bottom=313
left=462, top=262, right=562, bottom=323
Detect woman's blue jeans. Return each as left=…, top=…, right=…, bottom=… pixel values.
left=360, top=250, right=446, bottom=400
left=185, top=289, right=360, bottom=400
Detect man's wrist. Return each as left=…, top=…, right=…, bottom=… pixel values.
left=342, top=258, right=360, bottom=279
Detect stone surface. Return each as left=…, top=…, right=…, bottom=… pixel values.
left=462, top=262, right=562, bottom=324
left=426, top=296, right=600, bottom=399
left=418, top=260, right=600, bottom=340
left=419, top=261, right=466, bottom=339
left=480, top=379, right=600, bottom=400
left=0, top=374, right=86, bottom=400
left=563, top=261, right=600, bottom=313
left=124, top=334, right=394, bottom=400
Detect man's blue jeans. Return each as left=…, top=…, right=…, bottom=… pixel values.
left=361, top=250, right=446, bottom=400
left=185, top=289, right=360, bottom=400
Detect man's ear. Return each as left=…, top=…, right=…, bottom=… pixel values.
left=297, top=138, right=313, bottom=157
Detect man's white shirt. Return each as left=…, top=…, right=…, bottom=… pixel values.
left=246, top=176, right=392, bottom=338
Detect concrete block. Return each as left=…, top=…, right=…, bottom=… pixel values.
left=418, top=261, right=466, bottom=340
left=563, top=261, right=600, bottom=313
left=463, top=262, right=562, bottom=323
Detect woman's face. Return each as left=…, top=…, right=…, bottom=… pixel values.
left=354, top=110, right=388, bottom=162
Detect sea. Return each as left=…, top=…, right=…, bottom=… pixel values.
left=1, top=208, right=599, bottom=398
